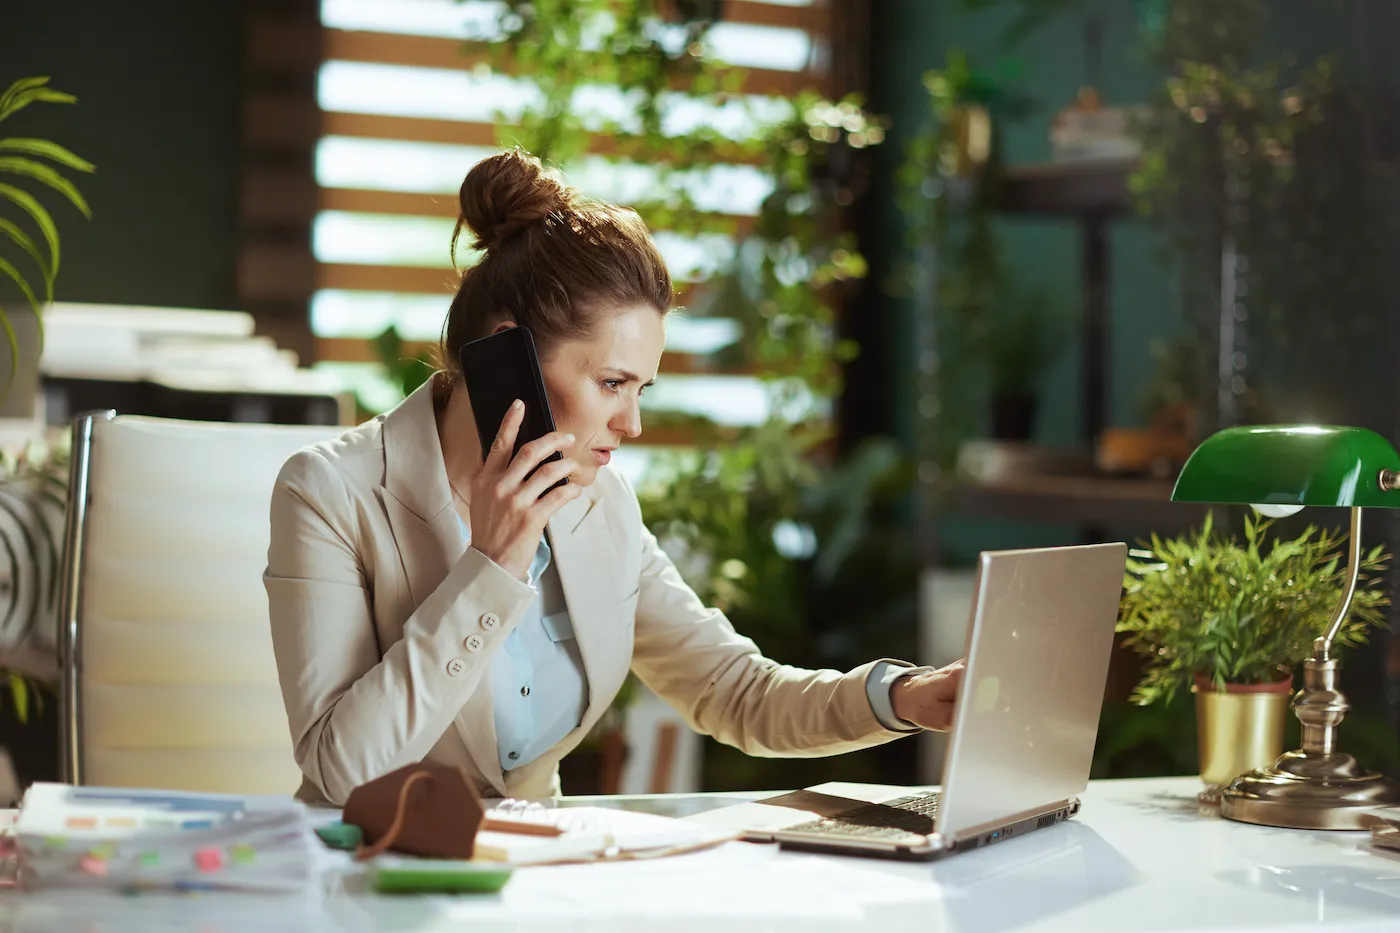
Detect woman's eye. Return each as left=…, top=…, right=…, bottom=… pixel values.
left=603, top=380, right=623, bottom=392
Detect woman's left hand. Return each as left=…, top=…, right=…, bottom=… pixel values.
left=891, top=659, right=967, bottom=731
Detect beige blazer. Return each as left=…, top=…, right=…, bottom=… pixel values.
left=265, top=379, right=912, bottom=805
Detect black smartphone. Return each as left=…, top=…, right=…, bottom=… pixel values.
left=458, top=326, right=566, bottom=492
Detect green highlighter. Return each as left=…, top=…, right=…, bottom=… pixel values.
left=366, top=856, right=514, bottom=894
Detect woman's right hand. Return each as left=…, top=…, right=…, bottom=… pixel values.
left=469, top=399, right=583, bottom=580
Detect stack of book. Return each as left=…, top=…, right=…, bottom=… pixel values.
left=12, top=783, right=321, bottom=892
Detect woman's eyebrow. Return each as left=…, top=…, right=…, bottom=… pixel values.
left=604, top=367, right=656, bottom=387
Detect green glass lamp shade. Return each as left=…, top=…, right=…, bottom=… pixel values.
left=1172, top=425, right=1400, bottom=508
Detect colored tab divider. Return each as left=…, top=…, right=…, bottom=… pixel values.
left=193, top=847, right=223, bottom=873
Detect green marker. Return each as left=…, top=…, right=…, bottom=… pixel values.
left=315, top=822, right=363, bottom=850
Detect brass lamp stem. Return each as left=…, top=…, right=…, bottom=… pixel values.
left=1315, top=507, right=1362, bottom=661
left=1298, top=506, right=1360, bottom=757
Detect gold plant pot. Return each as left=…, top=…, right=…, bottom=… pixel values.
left=1194, top=674, right=1292, bottom=788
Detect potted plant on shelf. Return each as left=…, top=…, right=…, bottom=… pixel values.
left=1117, top=513, right=1390, bottom=789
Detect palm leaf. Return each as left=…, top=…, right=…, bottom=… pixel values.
left=0, top=157, right=91, bottom=217
left=0, top=78, right=52, bottom=109
left=0, top=138, right=95, bottom=174
left=0, top=88, right=76, bottom=123
left=0, top=298, right=23, bottom=393
left=7, top=673, right=28, bottom=725
left=0, top=257, right=39, bottom=317
left=0, top=183, right=59, bottom=277
left=0, top=217, right=54, bottom=299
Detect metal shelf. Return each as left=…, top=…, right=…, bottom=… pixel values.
left=999, top=158, right=1135, bottom=217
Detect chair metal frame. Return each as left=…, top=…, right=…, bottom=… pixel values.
left=57, top=409, right=115, bottom=785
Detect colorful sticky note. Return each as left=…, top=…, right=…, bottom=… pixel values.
left=138, top=852, right=160, bottom=868
left=43, top=836, right=65, bottom=849
left=105, top=817, right=137, bottom=829
left=88, top=843, right=117, bottom=859
left=64, top=817, right=97, bottom=830
left=230, top=844, right=255, bottom=865
left=77, top=855, right=108, bottom=877
left=193, top=847, right=223, bottom=873
left=181, top=819, right=215, bottom=830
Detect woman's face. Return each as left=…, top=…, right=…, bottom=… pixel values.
left=533, top=305, right=665, bottom=487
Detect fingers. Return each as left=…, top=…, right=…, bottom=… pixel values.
left=504, top=431, right=575, bottom=486
left=533, top=478, right=584, bottom=517
left=519, top=456, right=579, bottom=503
left=483, top=400, right=525, bottom=472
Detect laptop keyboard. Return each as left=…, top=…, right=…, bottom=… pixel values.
left=781, top=792, right=941, bottom=842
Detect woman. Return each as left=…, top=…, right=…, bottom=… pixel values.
left=265, top=150, right=965, bottom=805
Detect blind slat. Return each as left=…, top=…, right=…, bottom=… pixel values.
left=245, top=178, right=761, bottom=230
left=317, top=338, right=754, bottom=375
left=322, top=29, right=825, bottom=98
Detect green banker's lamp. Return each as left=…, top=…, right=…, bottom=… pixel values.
left=1172, top=425, right=1400, bottom=829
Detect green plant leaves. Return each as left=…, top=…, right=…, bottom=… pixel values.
left=6, top=672, right=27, bottom=724
left=0, top=77, right=91, bottom=381
left=0, top=157, right=92, bottom=218
left=0, top=182, right=60, bottom=280
left=1118, top=514, right=1390, bottom=704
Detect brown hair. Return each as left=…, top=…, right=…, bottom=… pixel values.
left=441, top=149, right=673, bottom=376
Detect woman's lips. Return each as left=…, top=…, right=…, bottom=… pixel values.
left=592, top=448, right=613, bottom=465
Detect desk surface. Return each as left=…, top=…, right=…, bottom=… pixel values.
left=5, top=776, right=1400, bottom=933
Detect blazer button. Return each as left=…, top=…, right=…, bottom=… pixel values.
left=446, top=658, right=465, bottom=676
left=464, top=633, right=485, bottom=653
left=480, top=612, right=500, bottom=631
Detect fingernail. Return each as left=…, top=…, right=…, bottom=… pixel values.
left=565, top=433, right=575, bottom=442
left=511, top=400, right=523, bottom=411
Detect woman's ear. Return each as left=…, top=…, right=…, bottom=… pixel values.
left=489, top=320, right=518, bottom=336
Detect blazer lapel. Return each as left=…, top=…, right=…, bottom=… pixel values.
left=379, top=378, right=459, bottom=609
left=548, top=492, right=627, bottom=729
left=379, top=379, right=506, bottom=792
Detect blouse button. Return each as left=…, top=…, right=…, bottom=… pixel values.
left=464, top=634, right=485, bottom=653
left=480, top=613, right=500, bottom=631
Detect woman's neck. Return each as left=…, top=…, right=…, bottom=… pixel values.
left=435, top=376, right=484, bottom=503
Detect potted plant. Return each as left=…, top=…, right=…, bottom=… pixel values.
left=1117, top=513, right=1390, bottom=788
left=0, top=75, right=93, bottom=796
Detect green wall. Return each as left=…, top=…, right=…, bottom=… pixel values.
left=865, top=0, right=1179, bottom=561
left=1, top=1, right=242, bottom=311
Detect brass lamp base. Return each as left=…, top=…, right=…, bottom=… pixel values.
left=1220, top=749, right=1400, bottom=830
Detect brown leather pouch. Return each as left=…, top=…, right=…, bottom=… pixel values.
left=342, top=762, right=485, bottom=860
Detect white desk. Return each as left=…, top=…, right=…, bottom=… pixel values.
left=5, top=777, right=1400, bottom=932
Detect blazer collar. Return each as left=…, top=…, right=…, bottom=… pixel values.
left=380, top=375, right=602, bottom=530
left=380, top=377, right=453, bottom=523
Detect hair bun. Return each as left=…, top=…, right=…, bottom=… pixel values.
left=455, top=149, right=571, bottom=255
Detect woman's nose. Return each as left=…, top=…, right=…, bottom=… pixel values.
left=614, top=398, right=642, bottom=438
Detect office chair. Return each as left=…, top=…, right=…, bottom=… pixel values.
left=57, top=411, right=342, bottom=793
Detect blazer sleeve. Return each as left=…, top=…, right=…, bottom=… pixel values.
left=264, top=448, right=536, bottom=805
left=617, top=476, right=913, bottom=758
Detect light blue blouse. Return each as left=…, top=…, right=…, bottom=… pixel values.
left=457, top=519, right=920, bottom=772
left=457, top=518, right=589, bottom=771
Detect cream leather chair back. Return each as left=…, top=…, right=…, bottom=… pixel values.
left=58, top=412, right=343, bottom=793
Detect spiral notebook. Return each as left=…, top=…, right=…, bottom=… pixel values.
left=470, top=802, right=736, bottom=865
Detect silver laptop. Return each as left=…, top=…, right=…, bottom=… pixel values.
left=693, top=542, right=1127, bottom=861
